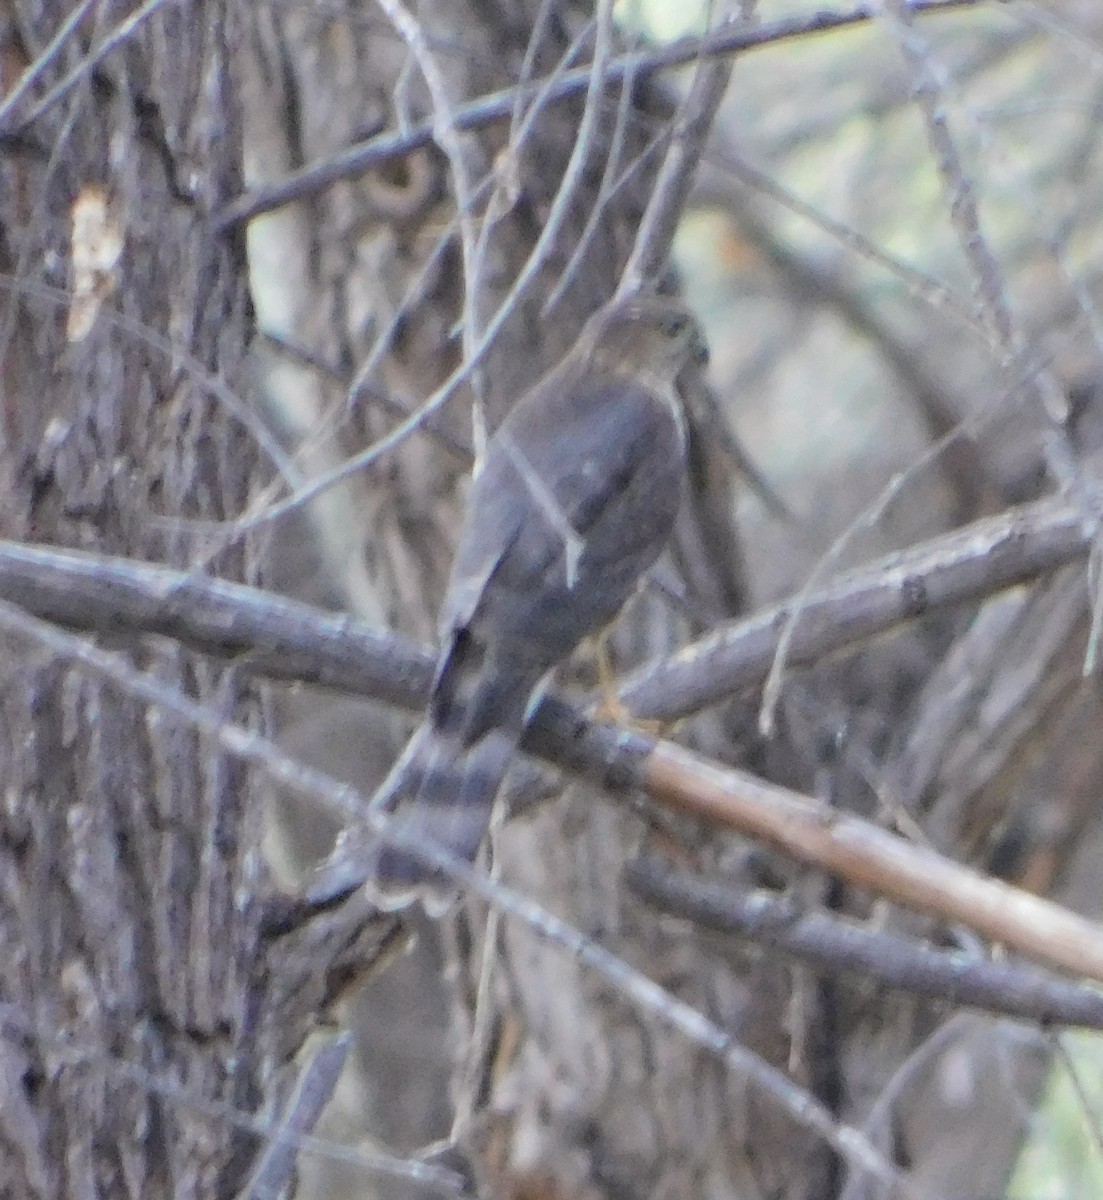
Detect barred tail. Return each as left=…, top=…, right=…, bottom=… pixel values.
left=305, top=723, right=516, bottom=914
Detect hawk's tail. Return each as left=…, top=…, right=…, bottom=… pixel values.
left=304, top=723, right=516, bottom=915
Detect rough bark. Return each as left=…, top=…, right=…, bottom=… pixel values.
left=0, top=2, right=271, bottom=1196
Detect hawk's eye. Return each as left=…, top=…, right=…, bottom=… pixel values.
left=659, top=313, right=689, bottom=339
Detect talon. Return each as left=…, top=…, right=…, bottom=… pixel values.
left=593, top=634, right=664, bottom=734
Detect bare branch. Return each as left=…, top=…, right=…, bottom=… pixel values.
left=373, top=0, right=483, bottom=357
left=0, top=0, right=176, bottom=131
left=239, top=1032, right=351, bottom=1200
left=628, top=856, right=1103, bottom=1029
left=3, top=505, right=1103, bottom=985
left=0, top=499, right=1083, bottom=727
left=642, top=739, right=1103, bottom=985
left=211, top=0, right=984, bottom=234
left=621, top=497, right=1089, bottom=721
left=619, top=28, right=731, bottom=292
left=0, top=599, right=931, bottom=1198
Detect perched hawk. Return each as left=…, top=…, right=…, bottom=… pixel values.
left=308, top=292, right=707, bottom=913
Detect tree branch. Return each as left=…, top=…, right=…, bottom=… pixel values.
left=620, top=496, right=1089, bottom=720
left=628, top=856, right=1103, bottom=1029
left=0, top=498, right=1082, bottom=725
left=1, top=496, right=1102, bottom=984
left=211, top=0, right=985, bottom=233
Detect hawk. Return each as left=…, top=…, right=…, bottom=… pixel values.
left=308, top=291, right=707, bottom=913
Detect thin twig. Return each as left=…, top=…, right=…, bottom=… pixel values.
left=0, top=1004, right=458, bottom=1192
left=0, top=276, right=299, bottom=485
left=211, top=1, right=984, bottom=234
left=0, top=0, right=180, bottom=132
left=618, top=24, right=731, bottom=293
left=0, top=0, right=99, bottom=129
left=239, top=1032, right=353, bottom=1200
left=374, top=0, right=482, bottom=360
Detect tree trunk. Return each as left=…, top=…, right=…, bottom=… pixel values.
left=0, top=2, right=270, bottom=1195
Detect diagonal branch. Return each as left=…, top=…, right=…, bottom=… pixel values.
left=211, top=0, right=985, bottom=233
left=627, top=856, right=1103, bottom=1029
left=620, top=496, right=1090, bottom=720
left=0, top=599, right=932, bottom=1200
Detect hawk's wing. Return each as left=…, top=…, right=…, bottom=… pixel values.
left=306, top=369, right=686, bottom=912
left=442, top=370, right=685, bottom=661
